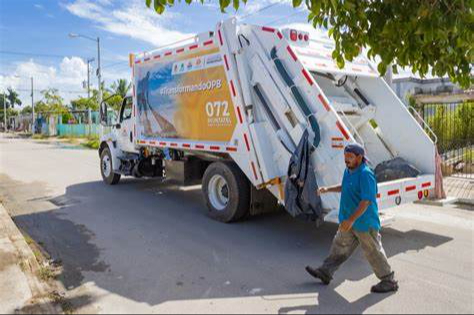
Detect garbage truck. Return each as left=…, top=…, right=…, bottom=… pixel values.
left=98, top=18, right=438, bottom=225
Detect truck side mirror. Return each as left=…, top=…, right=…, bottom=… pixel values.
left=100, top=101, right=108, bottom=126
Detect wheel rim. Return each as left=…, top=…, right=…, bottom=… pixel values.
left=102, top=155, right=112, bottom=178
left=208, top=174, right=230, bottom=211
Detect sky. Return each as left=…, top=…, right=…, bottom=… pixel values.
left=0, top=0, right=312, bottom=106
left=0, top=0, right=415, bottom=107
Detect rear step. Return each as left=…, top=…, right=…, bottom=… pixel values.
left=323, top=174, right=435, bottom=226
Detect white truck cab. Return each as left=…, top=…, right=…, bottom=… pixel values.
left=99, top=18, right=439, bottom=225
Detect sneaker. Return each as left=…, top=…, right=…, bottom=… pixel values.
left=371, top=280, right=399, bottom=294
left=305, top=266, right=331, bottom=285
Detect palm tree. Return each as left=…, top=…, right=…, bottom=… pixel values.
left=110, top=79, right=131, bottom=98
left=6, top=88, right=22, bottom=109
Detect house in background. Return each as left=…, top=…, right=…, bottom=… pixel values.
left=392, top=76, right=473, bottom=105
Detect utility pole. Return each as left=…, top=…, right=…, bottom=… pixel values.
left=86, top=58, right=94, bottom=99
left=3, top=91, right=6, bottom=132
left=31, top=77, right=35, bottom=134
left=97, top=37, right=102, bottom=106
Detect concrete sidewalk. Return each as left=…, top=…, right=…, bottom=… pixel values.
left=0, top=203, right=57, bottom=314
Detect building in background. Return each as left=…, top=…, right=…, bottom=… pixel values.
left=393, top=77, right=473, bottom=105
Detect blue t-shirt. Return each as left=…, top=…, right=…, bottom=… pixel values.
left=339, top=163, right=381, bottom=232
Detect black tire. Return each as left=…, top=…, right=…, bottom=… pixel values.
left=100, top=147, right=121, bottom=185
left=202, top=162, right=251, bottom=223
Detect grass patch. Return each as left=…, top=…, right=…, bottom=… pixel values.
left=32, top=134, right=50, bottom=140
left=82, top=136, right=100, bottom=150
left=38, top=267, right=56, bottom=281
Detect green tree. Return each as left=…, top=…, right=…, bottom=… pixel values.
left=110, top=79, right=131, bottom=98
left=0, top=108, right=18, bottom=123
left=428, top=106, right=456, bottom=152
left=145, top=0, right=473, bottom=88
left=35, top=89, right=69, bottom=117
left=21, top=106, right=32, bottom=115
left=71, top=97, right=99, bottom=111
left=454, top=102, right=474, bottom=142
left=3, top=88, right=22, bottom=109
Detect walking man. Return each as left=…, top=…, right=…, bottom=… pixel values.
left=306, top=143, right=399, bottom=293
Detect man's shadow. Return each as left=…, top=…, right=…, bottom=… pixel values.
left=279, top=279, right=396, bottom=314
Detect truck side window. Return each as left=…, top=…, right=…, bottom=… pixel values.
left=120, top=97, right=133, bottom=122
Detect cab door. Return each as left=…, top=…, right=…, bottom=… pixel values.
left=117, top=97, right=137, bottom=153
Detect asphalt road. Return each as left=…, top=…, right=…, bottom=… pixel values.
left=0, top=134, right=473, bottom=314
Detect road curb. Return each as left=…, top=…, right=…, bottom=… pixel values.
left=0, top=203, right=60, bottom=314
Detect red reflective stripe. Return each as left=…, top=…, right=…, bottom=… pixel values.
left=377, top=193, right=381, bottom=199
left=204, top=40, right=214, bottom=46
left=149, top=141, right=156, bottom=145
left=251, top=162, right=258, bottom=180
left=332, top=137, right=344, bottom=141
left=226, top=147, right=237, bottom=152
left=195, top=145, right=205, bottom=149
left=336, top=121, right=350, bottom=140
left=302, top=69, right=314, bottom=86
left=189, top=44, right=199, bottom=50
left=287, top=46, right=297, bottom=61
left=406, top=185, right=417, bottom=192
left=277, top=32, right=283, bottom=39
left=230, top=80, right=236, bottom=97
left=210, top=146, right=220, bottom=151
left=144, top=58, right=151, bottom=62
left=332, top=145, right=344, bottom=149
left=243, top=134, right=251, bottom=151
left=170, top=143, right=178, bottom=147
left=165, top=52, right=172, bottom=56
left=262, top=27, right=275, bottom=33
left=218, top=30, right=224, bottom=46
left=135, top=60, right=141, bottom=64
left=236, top=106, right=243, bottom=124
left=159, top=142, right=167, bottom=146
left=422, top=182, right=432, bottom=188
left=224, top=55, right=230, bottom=71
left=153, top=55, right=161, bottom=60
left=176, top=48, right=185, bottom=54
left=318, top=94, right=330, bottom=111
left=182, top=144, right=191, bottom=148
left=388, top=189, right=400, bottom=196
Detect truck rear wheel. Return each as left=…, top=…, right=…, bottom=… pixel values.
left=101, top=147, right=121, bottom=185
left=202, top=162, right=250, bottom=223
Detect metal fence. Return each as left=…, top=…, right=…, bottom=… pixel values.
left=422, top=102, right=473, bottom=179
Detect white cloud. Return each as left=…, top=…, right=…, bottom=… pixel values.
left=64, top=0, right=193, bottom=47
left=0, top=57, right=90, bottom=106
left=34, top=4, right=44, bottom=10
left=240, top=0, right=292, bottom=16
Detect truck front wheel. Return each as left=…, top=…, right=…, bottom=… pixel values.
left=202, top=162, right=251, bottom=223
left=100, top=147, right=121, bottom=185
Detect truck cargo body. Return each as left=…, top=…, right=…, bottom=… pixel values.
left=99, top=19, right=438, bottom=224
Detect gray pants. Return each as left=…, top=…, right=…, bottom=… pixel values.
left=320, top=229, right=394, bottom=281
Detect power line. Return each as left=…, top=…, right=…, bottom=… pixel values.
left=0, top=50, right=75, bottom=60
left=102, top=60, right=129, bottom=69
left=15, top=88, right=87, bottom=94
left=268, top=11, right=306, bottom=26
left=239, top=0, right=288, bottom=21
